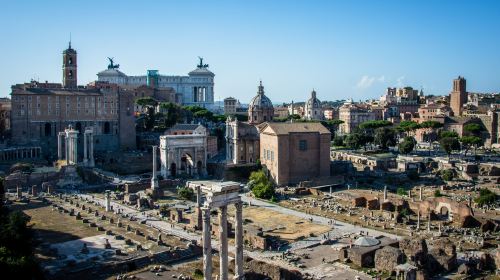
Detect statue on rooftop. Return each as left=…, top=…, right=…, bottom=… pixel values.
left=107, top=57, right=120, bottom=69
left=197, top=56, right=209, bottom=69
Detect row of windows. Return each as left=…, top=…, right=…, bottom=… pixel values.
left=17, top=108, right=117, bottom=116
left=263, top=149, right=274, bottom=161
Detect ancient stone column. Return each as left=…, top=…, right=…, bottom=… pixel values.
left=419, top=187, right=423, bottom=201
left=218, top=206, right=228, bottom=280
left=416, top=211, right=420, bottom=230
left=234, top=201, right=244, bottom=279
left=89, top=131, right=95, bottom=167
left=58, top=132, right=64, bottom=160
left=383, top=185, right=387, bottom=201
left=202, top=207, right=212, bottom=280
left=151, top=145, right=159, bottom=190
left=105, top=191, right=111, bottom=212
left=65, top=136, right=69, bottom=165
left=83, top=131, right=88, bottom=165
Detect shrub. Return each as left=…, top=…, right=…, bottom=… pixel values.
left=441, top=169, right=454, bottom=181
left=397, top=188, right=407, bottom=196
left=475, top=188, right=497, bottom=206
left=177, top=187, right=194, bottom=201
left=434, top=190, right=442, bottom=197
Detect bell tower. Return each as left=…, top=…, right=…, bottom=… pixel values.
left=62, top=42, right=77, bottom=88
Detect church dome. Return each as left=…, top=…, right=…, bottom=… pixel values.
left=249, top=81, right=273, bottom=109
left=306, top=90, right=321, bottom=109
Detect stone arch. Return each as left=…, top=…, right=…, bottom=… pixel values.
left=436, top=202, right=453, bottom=221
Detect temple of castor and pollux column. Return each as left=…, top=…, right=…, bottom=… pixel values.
left=187, top=180, right=244, bottom=280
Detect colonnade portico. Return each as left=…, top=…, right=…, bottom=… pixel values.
left=188, top=181, right=244, bottom=280
left=57, top=125, right=94, bottom=167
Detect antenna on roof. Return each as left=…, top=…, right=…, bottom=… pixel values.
left=69, top=32, right=72, bottom=49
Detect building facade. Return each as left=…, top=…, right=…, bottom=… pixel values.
left=225, top=117, right=260, bottom=165
left=223, top=97, right=238, bottom=115
left=10, top=43, right=136, bottom=160
left=259, top=122, right=331, bottom=186
left=97, top=57, right=215, bottom=108
left=338, top=99, right=377, bottom=134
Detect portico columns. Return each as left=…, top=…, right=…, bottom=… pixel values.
left=234, top=201, right=244, bottom=279
left=83, top=132, right=88, bottom=165
left=202, top=207, right=213, bottom=280
left=65, top=136, right=69, bottom=165
left=89, top=132, right=94, bottom=167
left=58, top=132, right=64, bottom=160
left=219, top=206, right=228, bottom=280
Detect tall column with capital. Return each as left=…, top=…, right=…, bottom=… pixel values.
left=218, top=206, right=228, bottom=280
left=65, top=135, right=69, bottom=165
left=83, top=131, right=88, bottom=165
left=89, top=132, right=94, bottom=167
left=57, top=132, right=63, bottom=160
left=151, top=145, right=159, bottom=190
left=234, top=201, right=244, bottom=279
left=202, top=207, right=212, bottom=280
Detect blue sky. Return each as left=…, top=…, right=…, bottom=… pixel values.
left=1, top=0, right=499, bottom=103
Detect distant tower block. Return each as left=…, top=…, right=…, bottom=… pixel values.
left=62, top=41, right=77, bottom=88
left=449, top=76, right=467, bottom=116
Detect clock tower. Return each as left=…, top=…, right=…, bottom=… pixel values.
left=62, top=42, right=77, bottom=88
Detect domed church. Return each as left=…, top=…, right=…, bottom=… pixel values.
left=248, top=81, right=274, bottom=124
left=304, top=89, right=323, bottom=120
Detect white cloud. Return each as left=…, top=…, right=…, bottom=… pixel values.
left=355, top=75, right=385, bottom=89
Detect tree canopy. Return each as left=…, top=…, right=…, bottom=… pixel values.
left=359, top=120, right=393, bottom=130
left=374, top=127, right=397, bottom=150
left=439, top=136, right=460, bottom=158
left=135, top=97, right=158, bottom=107
left=399, top=136, right=415, bottom=154
left=249, top=170, right=275, bottom=200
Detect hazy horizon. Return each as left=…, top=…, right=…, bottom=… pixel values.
left=1, top=0, right=499, bottom=104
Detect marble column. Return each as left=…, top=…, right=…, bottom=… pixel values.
left=202, top=207, right=212, bottom=280
left=89, top=132, right=94, bottom=167
left=83, top=132, right=88, bottom=165
left=65, top=136, right=69, bottom=165
left=416, top=211, right=420, bottom=230
left=58, top=132, right=64, bottom=159
left=105, top=191, right=111, bottom=212
left=151, top=145, right=159, bottom=190
left=419, top=187, right=423, bottom=201
left=383, top=185, right=387, bottom=201
left=218, top=206, right=228, bottom=280
left=234, top=201, right=244, bottom=279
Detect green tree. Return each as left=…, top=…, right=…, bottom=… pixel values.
left=397, top=121, right=420, bottom=136
left=441, top=169, right=454, bottom=181
left=463, top=123, right=483, bottom=136
left=460, top=136, right=482, bottom=157
left=439, top=137, right=460, bottom=159
left=439, top=130, right=459, bottom=139
left=374, top=127, right=397, bottom=150
left=420, top=120, right=443, bottom=129
left=249, top=170, right=275, bottom=200
left=321, top=119, right=344, bottom=139
left=135, top=97, right=158, bottom=107
left=177, top=187, right=194, bottom=201
left=398, top=136, right=415, bottom=154
left=434, top=190, right=443, bottom=197
left=359, top=120, right=393, bottom=130
left=344, top=132, right=369, bottom=150
left=474, top=188, right=497, bottom=207
left=397, top=188, right=407, bottom=196
left=160, top=102, right=183, bottom=128
left=332, top=135, right=345, bottom=147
